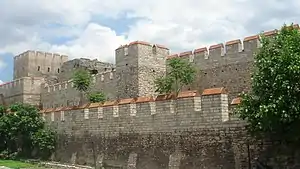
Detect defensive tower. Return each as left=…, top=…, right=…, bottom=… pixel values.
left=13, top=50, right=68, bottom=79
left=115, top=41, right=169, bottom=99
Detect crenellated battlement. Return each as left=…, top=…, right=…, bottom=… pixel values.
left=0, top=77, right=44, bottom=89
left=0, top=77, right=45, bottom=106
left=116, top=41, right=169, bottom=51
left=14, top=50, right=68, bottom=60
left=166, top=29, right=282, bottom=61
left=40, top=88, right=241, bottom=134
left=165, top=25, right=300, bottom=68
left=43, top=69, right=116, bottom=94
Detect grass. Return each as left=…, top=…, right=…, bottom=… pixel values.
left=0, top=160, right=36, bottom=169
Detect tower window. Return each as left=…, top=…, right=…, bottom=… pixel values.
left=152, top=45, right=157, bottom=54
left=37, top=66, right=40, bottom=71
left=124, top=47, right=129, bottom=56
left=57, top=68, right=60, bottom=73
left=48, top=67, right=50, bottom=72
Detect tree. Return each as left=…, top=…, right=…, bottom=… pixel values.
left=235, top=24, right=300, bottom=143
left=154, top=57, right=196, bottom=95
left=72, top=69, right=107, bottom=104
left=0, top=103, right=56, bottom=159
left=88, top=91, right=106, bottom=103
left=72, top=69, right=92, bottom=93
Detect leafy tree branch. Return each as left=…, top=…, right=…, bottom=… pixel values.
left=154, top=58, right=196, bottom=96
left=235, top=24, right=300, bottom=143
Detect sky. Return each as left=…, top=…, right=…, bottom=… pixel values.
left=0, top=0, right=300, bottom=83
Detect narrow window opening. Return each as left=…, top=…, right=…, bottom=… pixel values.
left=57, top=68, right=60, bottom=73
left=152, top=45, right=157, bottom=54
left=48, top=67, right=50, bottom=72
left=38, top=66, right=40, bottom=71
left=124, top=47, right=129, bottom=56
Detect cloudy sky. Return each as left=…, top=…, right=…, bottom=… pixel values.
left=0, top=0, right=299, bottom=83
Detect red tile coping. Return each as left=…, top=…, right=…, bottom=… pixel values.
left=231, top=97, right=241, bottom=105
left=53, top=107, right=65, bottom=112
left=155, top=93, right=175, bottom=101
left=209, top=43, right=224, bottom=50
left=202, top=87, right=227, bottom=96
left=135, top=96, right=154, bottom=103
left=45, top=108, right=56, bottom=113
left=194, top=47, right=207, bottom=54
left=179, top=51, right=192, bottom=57
left=88, top=102, right=103, bottom=108
left=117, top=41, right=169, bottom=50
left=103, top=100, right=118, bottom=107
left=129, top=41, right=151, bottom=46
left=77, top=103, right=91, bottom=109
left=39, top=87, right=230, bottom=112
left=177, top=90, right=200, bottom=98
left=263, top=30, right=277, bottom=36
left=155, top=44, right=169, bottom=50
left=40, top=109, right=46, bottom=113
left=166, top=54, right=179, bottom=60
left=118, top=98, right=136, bottom=105
left=225, top=39, right=241, bottom=46
left=63, top=106, right=76, bottom=111
left=243, top=35, right=259, bottom=42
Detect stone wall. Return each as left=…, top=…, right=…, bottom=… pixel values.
left=42, top=88, right=251, bottom=169
left=58, top=58, right=115, bottom=82
left=7, top=27, right=283, bottom=109
left=41, top=70, right=117, bottom=109
left=42, top=87, right=300, bottom=169
left=166, top=30, right=278, bottom=101
left=0, top=77, right=45, bottom=106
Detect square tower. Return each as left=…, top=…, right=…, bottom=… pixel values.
left=13, top=50, right=68, bottom=80
left=115, top=41, right=169, bottom=99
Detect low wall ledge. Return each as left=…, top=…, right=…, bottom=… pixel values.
left=231, top=97, right=241, bottom=105
left=202, top=87, right=226, bottom=96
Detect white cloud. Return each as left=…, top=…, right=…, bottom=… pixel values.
left=0, top=0, right=299, bottom=62
left=49, top=23, right=128, bottom=63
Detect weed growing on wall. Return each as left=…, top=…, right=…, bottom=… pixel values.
left=72, top=69, right=107, bottom=104
left=154, top=57, right=196, bottom=95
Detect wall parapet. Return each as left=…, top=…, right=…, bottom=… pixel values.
left=166, top=24, right=299, bottom=63
left=14, top=50, right=68, bottom=60
left=41, top=88, right=233, bottom=129
left=43, top=69, right=116, bottom=93
left=231, top=97, right=241, bottom=105
left=0, top=77, right=44, bottom=89
left=116, top=40, right=169, bottom=51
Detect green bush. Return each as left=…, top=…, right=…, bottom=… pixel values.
left=0, top=103, right=56, bottom=160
